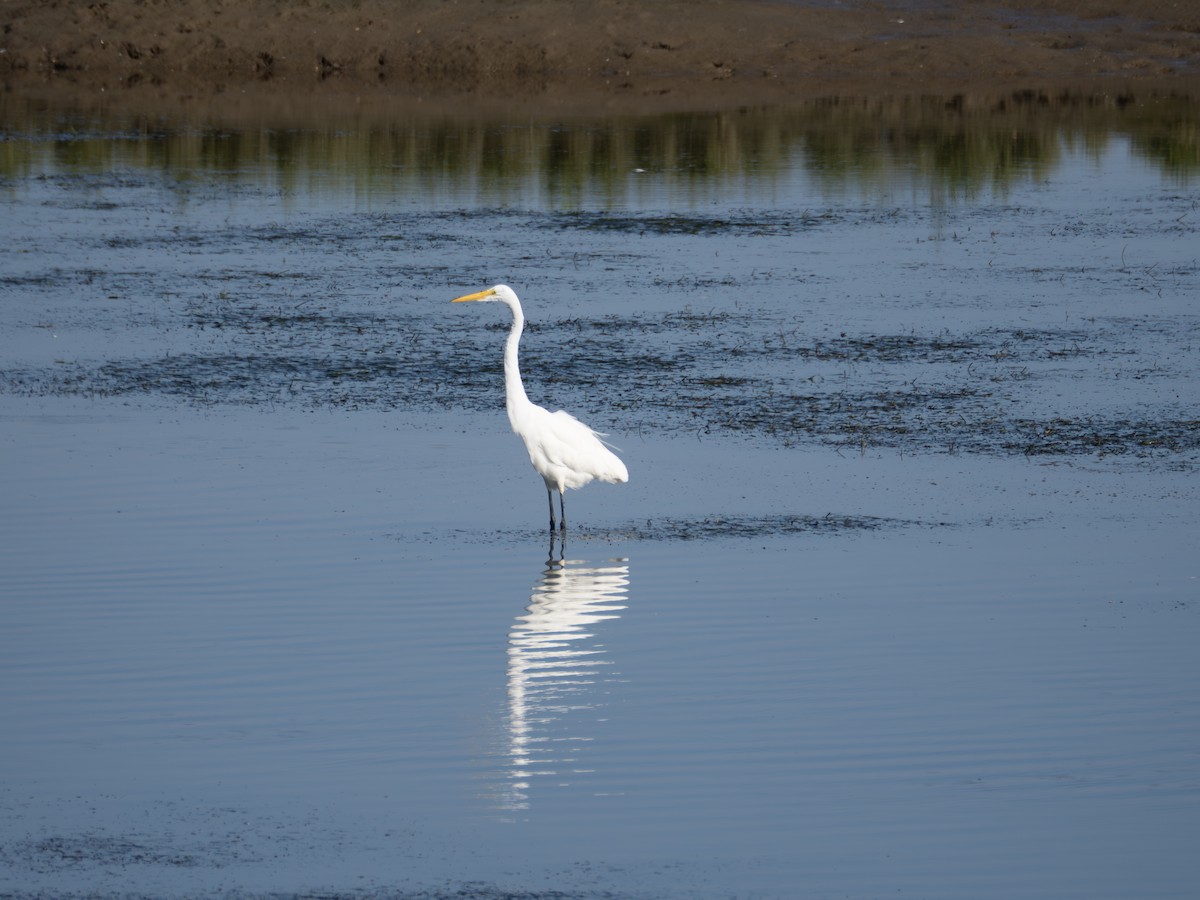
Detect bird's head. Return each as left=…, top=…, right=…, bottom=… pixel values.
left=451, top=284, right=518, bottom=305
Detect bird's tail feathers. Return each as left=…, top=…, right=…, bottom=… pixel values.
left=595, top=432, right=624, bottom=454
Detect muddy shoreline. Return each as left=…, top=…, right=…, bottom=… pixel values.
left=4, top=0, right=1199, bottom=115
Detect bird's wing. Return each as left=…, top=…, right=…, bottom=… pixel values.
left=525, top=408, right=628, bottom=485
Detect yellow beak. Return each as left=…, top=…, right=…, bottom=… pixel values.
left=451, top=288, right=496, bottom=303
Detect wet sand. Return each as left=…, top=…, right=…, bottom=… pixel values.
left=4, top=0, right=1199, bottom=114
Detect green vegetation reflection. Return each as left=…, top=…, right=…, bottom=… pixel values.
left=2, top=89, right=1197, bottom=205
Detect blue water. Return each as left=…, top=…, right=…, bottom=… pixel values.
left=1, top=110, right=1199, bottom=898
left=2, top=401, right=1196, bottom=898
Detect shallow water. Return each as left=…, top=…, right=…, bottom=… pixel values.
left=1, top=97, right=1199, bottom=898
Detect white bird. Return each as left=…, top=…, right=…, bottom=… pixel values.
left=452, top=284, right=629, bottom=531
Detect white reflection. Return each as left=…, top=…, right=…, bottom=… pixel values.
left=489, top=532, right=630, bottom=814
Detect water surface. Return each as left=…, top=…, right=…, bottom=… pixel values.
left=1, top=95, right=1198, bottom=898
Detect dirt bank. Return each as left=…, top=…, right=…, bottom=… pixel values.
left=3, top=0, right=1199, bottom=114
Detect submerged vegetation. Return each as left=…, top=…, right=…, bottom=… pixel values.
left=5, top=269, right=1198, bottom=462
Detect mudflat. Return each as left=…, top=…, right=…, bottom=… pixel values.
left=3, top=0, right=1199, bottom=113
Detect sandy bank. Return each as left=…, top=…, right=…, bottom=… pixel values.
left=3, top=0, right=1199, bottom=114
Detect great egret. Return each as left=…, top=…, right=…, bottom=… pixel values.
left=452, top=284, right=629, bottom=530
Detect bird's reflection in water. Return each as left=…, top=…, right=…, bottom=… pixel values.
left=490, top=532, right=630, bottom=814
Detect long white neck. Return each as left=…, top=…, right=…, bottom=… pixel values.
left=503, top=298, right=533, bottom=428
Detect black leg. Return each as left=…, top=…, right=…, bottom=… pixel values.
left=547, top=488, right=556, bottom=531
left=558, top=491, right=566, bottom=531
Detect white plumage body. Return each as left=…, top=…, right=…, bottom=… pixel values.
left=510, top=403, right=628, bottom=495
